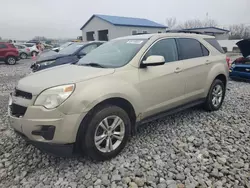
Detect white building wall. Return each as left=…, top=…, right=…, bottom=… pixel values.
left=81, top=16, right=166, bottom=41
left=81, top=17, right=114, bottom=41
left=214, top=33, right=229, bottom=40
left=109, top=26, right=166, bottom=39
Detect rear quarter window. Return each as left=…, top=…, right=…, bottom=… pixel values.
left=204, top=38, right=225, bottom=53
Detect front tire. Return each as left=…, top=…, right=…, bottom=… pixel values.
left=78, top=105, right=131, bottom=161
left=31, top=51, right=38, bottom=56
left=204, top=79, right=225, bottom=111
left=5, top=56, right=17, bottom=65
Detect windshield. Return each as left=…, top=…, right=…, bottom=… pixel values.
left=58, top=43, right=84, bottom=55
left=77, top=39, right=147, bottom=68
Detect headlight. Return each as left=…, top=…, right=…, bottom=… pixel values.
left=34, top=84, right=75, bottom=109
left=40, top=60, right=56, bottom=66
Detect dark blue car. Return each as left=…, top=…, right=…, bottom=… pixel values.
left=229, top=39, right=250, bottom=81
left=31, top=41, right=104, bottom=72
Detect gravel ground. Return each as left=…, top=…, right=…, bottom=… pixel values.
left=0, top=60, right=249, bottom=188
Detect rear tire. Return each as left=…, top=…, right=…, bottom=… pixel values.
left=78, top=105, right=131, bottom=161
left=5, top=56, right=17, bottom=65
left=20, top=53, right=28, bottom=59
left=31, top=51, right=38, bottom=56
left=203, top=79, right=225, bottom=111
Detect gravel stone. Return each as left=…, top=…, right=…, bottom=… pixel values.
left=217, top=156, right=227, bottom=165
left=175, top=174, right=185, bottom=181
left=0, top=59, right=249, bottom=188
left=129, top=182, right=138, bottom=188
left=111, top=175, right=121, bottom=182
left=134, top=177, right=145, bottom=187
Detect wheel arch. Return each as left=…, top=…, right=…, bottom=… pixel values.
left=74, top=97, right=137, bottom=152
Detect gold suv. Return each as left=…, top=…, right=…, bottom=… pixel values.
left=8, top=33, right=228, bottom=160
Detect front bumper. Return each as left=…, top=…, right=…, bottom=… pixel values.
left=8, top=93, right=86, bottom=144
left=15, top=130, right=75, bottom=157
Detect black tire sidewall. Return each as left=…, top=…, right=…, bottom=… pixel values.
left=206, top=79, right=225, bottom=111
left=20, top=53, right=27, bottom=59
left=6, top=56, right=16, bottom=65
left=32, top=51, right=38, bottom=56
left=81, top=106, right=131, bottom=161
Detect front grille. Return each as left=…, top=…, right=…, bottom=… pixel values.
left=10, top=103, right=27, bottom=117
left=14, top=89, right=32, bottom=99
left=234, top=67, right=250, bottom=73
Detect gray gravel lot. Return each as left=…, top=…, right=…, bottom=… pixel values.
left=0, top=59, right=249, bottom=188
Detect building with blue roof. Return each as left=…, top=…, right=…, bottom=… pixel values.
left=167, top=27, right=230, bottom=40
left=80, top=14, right=167, bottom=41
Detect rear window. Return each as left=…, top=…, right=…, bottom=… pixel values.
left=204, top=38, right=224, bottom=53
left=24, top=43, right=34, bottom=47
left=0, top=44, right=7, bottom=49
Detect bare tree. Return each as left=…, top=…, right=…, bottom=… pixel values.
left=203, top=19, right=218, bottom=27
left=229, top=24, right=250, bottom=39
left=32, top=36, right=47, bottom=41
left=178, top=19, right=218, bottom=29
left=166, top=17, right=177, bottom=29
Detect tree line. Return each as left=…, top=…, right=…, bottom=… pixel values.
left=166, top=17, right=250, bottom=39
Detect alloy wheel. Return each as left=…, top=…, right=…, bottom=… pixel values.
left=8, top=57, right=16, bottom=65
left=212, top=84, right=223, bottom=107
left=94, top=115, right=125, bottom=153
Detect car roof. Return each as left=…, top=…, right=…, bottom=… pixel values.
left=115, top=33, right=215, bottom=40
left=73, top=41, right=106, bottom=45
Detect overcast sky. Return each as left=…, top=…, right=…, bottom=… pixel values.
left=0, top=0, right=249, bottom=40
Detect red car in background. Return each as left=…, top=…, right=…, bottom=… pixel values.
left=0, top=42, right=19, bottom=65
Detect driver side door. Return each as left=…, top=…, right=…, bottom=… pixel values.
left=138, top=38, right=185, bottom=118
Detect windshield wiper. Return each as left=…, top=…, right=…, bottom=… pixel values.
left=80, top=62, right=105, bottom=68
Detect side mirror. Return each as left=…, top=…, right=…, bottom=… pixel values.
left=142, top=55, right=165, bottom=67
left=78, top=52, right=86, bottom=58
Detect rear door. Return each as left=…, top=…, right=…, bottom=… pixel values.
left=138, top=38, right=186, bottom=118
left=176, top=38, right=210, bottom=102
left=0, top=44, right=8, bottom=60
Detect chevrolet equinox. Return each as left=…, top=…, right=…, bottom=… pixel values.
left=8, top=33, right=228, bottom=160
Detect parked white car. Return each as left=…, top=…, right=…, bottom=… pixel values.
left=23, top=43, right=39, bottom=56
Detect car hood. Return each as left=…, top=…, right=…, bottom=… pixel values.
left=17, top=65, right=115, bottom=95
left=37, top=52, right=67, bottom=62
left=236, top=39, right=250, bottom=58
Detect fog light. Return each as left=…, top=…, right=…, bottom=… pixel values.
left=32, top=125, right=55, bottom=140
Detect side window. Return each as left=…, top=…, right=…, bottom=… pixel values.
left=144, top=39, right=178, bottom=63
left=201, top=44, right=209, bottom=56
left=0, top=44, right=7, bottom=49
left=79, top=44, right=98, bottom=54
left=177, top=38, right=204, bottom=60
left=142, top=31, right=147, bottom=34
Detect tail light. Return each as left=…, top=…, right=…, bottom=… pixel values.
left=226, top=57, right=231, bottom=68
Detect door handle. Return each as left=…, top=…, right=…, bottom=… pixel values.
left=205, top=60, right=211, bottom=65
left=174, top=67, right=182, bottom=73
